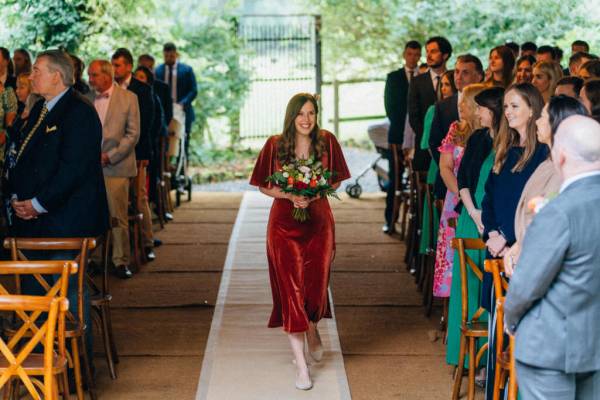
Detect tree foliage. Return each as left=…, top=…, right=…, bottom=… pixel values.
left=310, top=0, right=600, bottom=79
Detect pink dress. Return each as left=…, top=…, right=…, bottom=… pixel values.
left=433, top=122, right=464, bottom=298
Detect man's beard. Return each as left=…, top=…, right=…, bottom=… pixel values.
left=428, top=60, right=444, bottom=69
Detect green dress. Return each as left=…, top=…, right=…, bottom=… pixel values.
left=418, top=106, right=439, bottom=255
left=446, top=150, right=495, bottom=366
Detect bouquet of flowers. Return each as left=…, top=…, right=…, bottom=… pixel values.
left=266, top=157, right=339, bottom=222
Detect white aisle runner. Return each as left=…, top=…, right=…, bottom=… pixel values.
left=195, top=191, right=352, bottom=400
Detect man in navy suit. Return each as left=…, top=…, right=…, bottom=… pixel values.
left=155, top=42, right=198, bottom=158
left=382, top=40, right=421, bottom=233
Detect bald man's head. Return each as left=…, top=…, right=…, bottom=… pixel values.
left=553, top=115, right=600, bottom=180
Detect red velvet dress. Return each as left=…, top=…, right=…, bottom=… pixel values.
left=249, top=130, right=350, bottom=333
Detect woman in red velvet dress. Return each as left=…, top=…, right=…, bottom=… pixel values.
left=250, top=93, right=350, bottom=390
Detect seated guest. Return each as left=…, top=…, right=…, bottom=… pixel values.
left=486, top=45, right=515, bottom=88
left=446, top=86, right=505, bottom=368
left=536, top=45, right=557, bottom=63
left=581, top=79, right=600, bottom=122
left=571, top=39, right=590, bottom=54
left=554, top=76, right=584, bottom=98
left=480, top=83, right=548, bottom=398
left=520, top=41, right=537, bottom=58
left=514, top=55, right=536, bottom=84
left=432, top=83, right=487, bottom=299
left=12, top=48, right=32, bottom=76
left=569, top=52, right=595, bottom=76
left=579, top=59, right=600, bottom=80
left=503, top=95, right=588, bottom=275
left=14, top=73, right=42, bottom=118
left=505, top=115, right=600, bottom=400
left=88, top=60, right=140, bottom=279
left=532, top=61, right=563, bottom=103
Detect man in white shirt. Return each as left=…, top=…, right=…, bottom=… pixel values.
left=89, top=60, right=140, bottom=279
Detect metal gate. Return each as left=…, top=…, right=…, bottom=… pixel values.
left=237, top=14, right=321, bottom=142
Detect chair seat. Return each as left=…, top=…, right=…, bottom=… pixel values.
left=6, top=320, right=85, bottom=338
left=0, top=353, right=67, bottom=375
left=461, top=321, right=488, bottom=337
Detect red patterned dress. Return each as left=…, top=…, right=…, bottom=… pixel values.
left=433, top=122, right=465, bottom=298
left=250, top=130, right=350, bottom=333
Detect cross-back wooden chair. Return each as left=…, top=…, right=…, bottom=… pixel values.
left=0, top=295, right=68, bottom=400
left=3, top=238, right=97, bottom=400
left=451, top=238, right=489, bottom=400
left=485, top=259, right=518, bottom=400
left=0, top=260, right=76, bottom=399
left=405, top=169, right=427, bottom=276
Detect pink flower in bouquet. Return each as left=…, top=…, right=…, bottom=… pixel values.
left=527, top=196, right=550, bottom=214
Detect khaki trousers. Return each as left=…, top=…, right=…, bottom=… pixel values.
left=137, top=165, right=154, bottom=249
left=103, top=176, right=130, bottom=266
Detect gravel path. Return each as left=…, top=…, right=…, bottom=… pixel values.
left=193, top=147, right=386, bottom=193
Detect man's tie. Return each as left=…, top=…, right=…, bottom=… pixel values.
left=16, top=104, right=48, bottom=163
left=434, top=75, right=442, bottom=101
left=96, top=92, right=109, bottom=99
left=168, top=65, right=175, bottom=101
left=408, top=69, right=414, bottom=83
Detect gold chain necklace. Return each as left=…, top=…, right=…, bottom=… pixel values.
left=16, top=105, right=48, bottom=163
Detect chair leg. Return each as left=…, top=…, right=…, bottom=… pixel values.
left=80, top=335, right=97, bottom=400
left=61, top=371, right=69, bottom=400
left=493, top=366, right=502, bottom=400
left=71, top=337, right=84, bottom=400
left=52, top=376, right=60, bottom=400
left=452, top=334, right=466, bottom=400
left=468, top=337, right=476, bottom=400
left=101, top=305, right=118, bottom=378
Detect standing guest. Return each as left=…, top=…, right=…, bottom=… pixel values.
left=481, top=83, right=547, bottom=398
left=418, top=63, right=428, bottom=75
left=514, top=55, right=536, bottom=84
left=112, top=48, right=157, bottom=261
left=155, top=42, right=197, bottom=159
left=88, top=60, right=140, bottom=279
left=536, top=45, right=557, bottom=63
left=433, top=84, right=486, bottom=299
left=0, top=75, right=18, bottom=165
left=505, top=115, right=600, bottom=400
left=12, top=49, right=32, bottom=76
left=14, top=73, right=42, bottom=118
left=408, top=36, right=452, bottom=172
left=504, top=42, right=520, bottom=59
left=446, top=86, right=505, bottom=369
left=532, top=61, right=563, bottom=103
left=580, top=79, right=600, bottom=122
left=429, top=54, right=484, bottom=199
left=0, top=47, right=16, bottom=89
left=578, top=59, right=600, bottom=80
left=382, top=40, right=421, bottom=233
left=520, top=42, right=537, bottom=58
left=70, top=54, right=91, bottom=98
left=569, top=52, right=595, bottom=76
left=555, top=76, right=584, bottom=98
left=503, top=96, right=588, bottom=275
left=4, top=50, right=109, bottom=374
left=571, top=40, right=590, bottom=54
left=249, top=93, right=350, bottom=390
left=486, top=45, right=515, bottom=88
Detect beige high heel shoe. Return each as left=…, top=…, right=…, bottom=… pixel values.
left=306, top=328, right=323, bottom=362
left=295, top=365, right=313, bottom=390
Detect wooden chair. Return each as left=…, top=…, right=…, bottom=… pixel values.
left=0, top=260, right=76, bottom=399
left=88, top=227, right=119, bottom=380
left=4, top=238, right=98, bottom=400
left=0, top=295, right=69, bottom=400
left=485, top=259, right=518, bottom=400
left=129, top=160, right=150, bottom=271
left=451, top=238, right=489, bottom=400
left=404, top=169, right=427, bottom=275
left=389, top=144, right=404, bottom=235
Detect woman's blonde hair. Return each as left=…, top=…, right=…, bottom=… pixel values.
left=277, top=93, right=325, bottom=163
left=533, top=61, right=563, bottom=97
left=493, top=83, right=544, bottom=173
left=454, top=83, right=487, bottom=146
left=16, top=72, right=32, bottom=90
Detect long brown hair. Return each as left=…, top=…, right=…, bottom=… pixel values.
left=277, top=93, right=325, bottom=162
left=454, top=83, right=487, bottom=146
left=487, top=46, right=515, bottom=88
left=493, top=83, right=544, bottom=173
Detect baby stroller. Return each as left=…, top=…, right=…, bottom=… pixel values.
left=345, top=119, right=391, bottom=199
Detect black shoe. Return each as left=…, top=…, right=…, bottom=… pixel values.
left=114, top=265, right=133, bottom=279
left=382, top=224, right=391, bottom=234
left=164, top=212, right=174, bottom=221
left=153, top=239, right=163, bottom=248
left=145, top=248, right=156, bottom=261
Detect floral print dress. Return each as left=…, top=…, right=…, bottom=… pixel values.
left=433, top=122, right=465, bottom=298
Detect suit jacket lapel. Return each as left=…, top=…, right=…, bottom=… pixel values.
left=104, top=85, right=118, bottom=125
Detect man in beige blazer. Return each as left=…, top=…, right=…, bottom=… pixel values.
left=88, top=59, right=140, bottom=279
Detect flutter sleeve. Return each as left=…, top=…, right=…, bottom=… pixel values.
left=438, top=121, right=458, bottom=154
left=325, top=130, right=351, bottom=184
left=249, top=136, right=278, bottom=188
